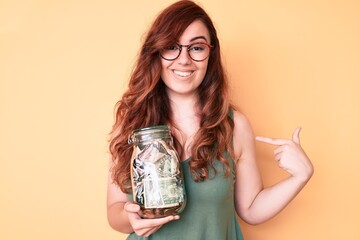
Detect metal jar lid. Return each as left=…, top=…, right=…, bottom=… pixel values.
left=128, top=125, right=171, bottom=144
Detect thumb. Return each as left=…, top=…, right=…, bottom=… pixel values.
left=292, top=127, right=302, bottom=145
left=124, top=202, right=141, bottom=213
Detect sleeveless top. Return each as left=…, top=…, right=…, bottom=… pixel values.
left=126, top=151, right=244, bottom=240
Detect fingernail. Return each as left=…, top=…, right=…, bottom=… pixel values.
left=133, top=205, right=140, bottom=211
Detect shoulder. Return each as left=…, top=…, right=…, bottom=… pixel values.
left=232, top=110, right=253, bottom=137
left=232, top=110, right=255, bottom=161
left=232, top=110, right=250, bottom=128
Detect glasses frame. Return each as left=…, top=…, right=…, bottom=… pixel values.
left=160, top=42, right=214, bottom=62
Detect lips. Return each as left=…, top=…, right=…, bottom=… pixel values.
left=173, top=70, right=194, bottom=77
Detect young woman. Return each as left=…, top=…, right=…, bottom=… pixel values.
left=107, top=1, right=314, bottom=239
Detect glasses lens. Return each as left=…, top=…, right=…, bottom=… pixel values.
left=160, top=45, right=180, bottom=61
left=188, top=43, right=210, bottom=61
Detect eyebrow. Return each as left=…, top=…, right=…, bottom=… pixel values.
left=189, top=36, right=208, bottom=42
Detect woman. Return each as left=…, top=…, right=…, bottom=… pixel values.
left=107, top=1, right=314, bottom=239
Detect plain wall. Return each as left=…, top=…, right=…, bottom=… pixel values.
left=1, top=0, right=359, bottom=239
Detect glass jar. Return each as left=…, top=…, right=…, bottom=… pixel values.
left=128, top=125, right=186, bottom=218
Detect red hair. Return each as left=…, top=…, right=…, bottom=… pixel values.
left=109, top=0, right=234, bottom=193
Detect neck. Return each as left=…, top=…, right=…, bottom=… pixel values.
left=168, top=92, right=200, bottom=120
left=167, top=92, right=201, bottom=160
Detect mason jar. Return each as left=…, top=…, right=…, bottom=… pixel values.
left=128, top=125, right=186, bottom=218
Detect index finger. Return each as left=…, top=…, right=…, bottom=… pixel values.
left=255, top=136, right=291, bottom=146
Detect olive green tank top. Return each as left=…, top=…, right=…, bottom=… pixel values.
left=127, top=151, right=244, bottom=240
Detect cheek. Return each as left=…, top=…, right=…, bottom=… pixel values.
left=160, top=60, right=172, bottom=78
left=161, top=58, right=172, bottom=69
left=198, top=61, right=209, bottom=78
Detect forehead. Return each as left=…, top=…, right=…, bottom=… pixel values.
left=178, top=20, right=210, bottom=44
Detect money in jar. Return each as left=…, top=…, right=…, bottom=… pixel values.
left=128, top=125, right=186, bottom=218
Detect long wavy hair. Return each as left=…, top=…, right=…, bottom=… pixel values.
left=109, top=0, right=235, bottom=193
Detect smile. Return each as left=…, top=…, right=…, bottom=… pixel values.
left=173, top=70, right=194, bottom=77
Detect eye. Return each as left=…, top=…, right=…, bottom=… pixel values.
left=189, top=43, right=206, bottom=52
left=165, top=45, right=180, bottom=51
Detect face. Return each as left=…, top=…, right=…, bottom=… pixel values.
left=160, top=20, right=211, bottom=98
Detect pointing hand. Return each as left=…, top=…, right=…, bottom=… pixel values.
left=256, top=127, right=314, bottom=182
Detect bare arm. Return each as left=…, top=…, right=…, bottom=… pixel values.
left=107, top=169, right=179, bottom=237
left=107, top=173, right=133, bottom=233
left=233, top=111, right=314, bottom=225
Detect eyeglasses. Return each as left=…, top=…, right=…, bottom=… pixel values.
left=160, top=42, right=214, bottom=62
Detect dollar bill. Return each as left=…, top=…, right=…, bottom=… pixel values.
left=143, top=177, right=182, bottom=208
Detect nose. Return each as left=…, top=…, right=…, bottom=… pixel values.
left=176, top=48, right=192, bottom=65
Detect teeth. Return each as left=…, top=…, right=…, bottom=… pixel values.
left=174, top=70, right=192, bottom=77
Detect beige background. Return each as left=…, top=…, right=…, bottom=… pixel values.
left=1, top=0, right=359, bottom=239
